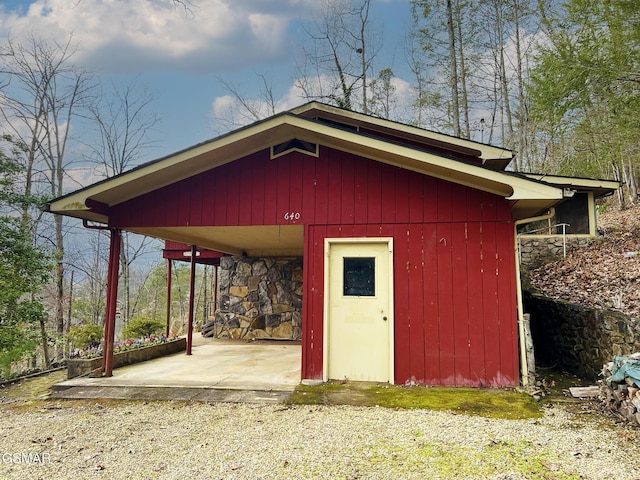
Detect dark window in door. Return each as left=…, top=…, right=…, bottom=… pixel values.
left=343, top=257, right=375, bottom=296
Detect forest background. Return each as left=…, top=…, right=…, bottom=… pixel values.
left=0, top=0, right=638, bottom=378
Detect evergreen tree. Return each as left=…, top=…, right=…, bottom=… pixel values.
left=0, top=135, right=51, bottom=378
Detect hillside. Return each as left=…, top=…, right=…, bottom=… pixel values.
left=527, top=203, right=640, bottom=318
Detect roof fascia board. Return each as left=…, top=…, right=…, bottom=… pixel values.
left=49, top=113, right=562, bottom=219
left=48, top=113, right=300, bottom=215
left=284, top=116, right=562, bottom=201
left=523, top=174, right=619, bottom=190
left=291, top=102, right=513, bottom=162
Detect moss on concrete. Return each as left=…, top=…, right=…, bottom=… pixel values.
left=288, top=381, right=543, bottom=420
left=0, top=370, right=67, bottom=410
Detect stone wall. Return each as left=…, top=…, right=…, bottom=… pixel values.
left=524, top=290, right=640, bottom=380
left=519, top=236, right=593, bottom=267
left=213, top=256, right=303, bottom=340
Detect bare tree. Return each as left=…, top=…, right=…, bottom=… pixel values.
left=0, top=34, right=94, bottom=354
left=409, top=0, right=477, bottom=138
left=296, top=0, right=382, bottom=112
left=87, top=82, right=159, bottom=177
left=86, top=80, right=161, bottom=326
left=213, top=74, right=282, bottom=130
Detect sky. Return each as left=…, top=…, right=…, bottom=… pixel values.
left=0, top=0, right=413, bottom=178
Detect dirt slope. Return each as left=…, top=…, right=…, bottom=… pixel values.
left=527, top=203, right=640, bottom=318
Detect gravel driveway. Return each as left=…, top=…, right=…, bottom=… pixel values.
left=0, top=398, right=636, bottom=480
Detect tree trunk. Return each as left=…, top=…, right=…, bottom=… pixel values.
left=513, top=0, right=526, bottom=171
left=54, top=213, right=65, bottom=337
left=495, top=1, right=516, bottom=155
left=39, top=314, right=50, bottom=370
left=613, top=162, right=625, bottom=209
left=454, top=0, right=470, bottom=139
left=358, top=1, right=371, bottom=113
left=446, top=0, right=461, bottom=136
left=66, top=270, right=73, bottom=358
left=627, top=159, right=638, bottom=204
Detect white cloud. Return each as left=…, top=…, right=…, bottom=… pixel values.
left=0, top=0, right=315, bottom=74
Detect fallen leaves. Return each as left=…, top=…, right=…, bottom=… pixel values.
left=528, top=204, right=640, bottom=318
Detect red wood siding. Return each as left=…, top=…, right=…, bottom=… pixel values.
left=109, top=147, right=512, bottom=228
left=304, top=222, right=518, bottom=387
left=110, top=146, right=518, bottom=387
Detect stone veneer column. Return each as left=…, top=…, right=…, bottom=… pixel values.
left=213, top=256, right=303, bottom=340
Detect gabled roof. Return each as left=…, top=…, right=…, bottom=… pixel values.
left=47, top=102, right=564, bottom=223
left=291, top=102, right=514, bottom=170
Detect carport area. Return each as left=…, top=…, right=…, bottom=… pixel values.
left=52, top=337, right=301, bottom=404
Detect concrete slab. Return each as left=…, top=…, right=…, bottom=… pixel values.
left=52, top=338, right=301, bottom=403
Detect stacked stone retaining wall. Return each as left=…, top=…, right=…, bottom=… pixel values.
left=518, top=236, right=593, bottom=267
left=524, top=290, right=640, bottom=380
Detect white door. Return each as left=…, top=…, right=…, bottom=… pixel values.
left=325, top=239, right=393, bottom=382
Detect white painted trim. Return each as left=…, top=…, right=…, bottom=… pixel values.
left=518, top=234, right=594, bottom=239
left=587, top=191, right=596, bottom=236
left=322, top=237, right=394, bottom=383
left=49, top=113, right=563, bottom=222
left=270, top=141, right=319, bottom=160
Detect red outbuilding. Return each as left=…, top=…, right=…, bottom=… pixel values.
left=48, top=102, right=579, bottom=387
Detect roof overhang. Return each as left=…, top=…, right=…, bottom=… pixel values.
left=47, top=112, right=563, bottom=225
left=523, top=174, right=619, bottom=198
left=291, top=102, right=514, bottom=170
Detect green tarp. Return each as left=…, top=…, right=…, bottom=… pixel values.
left=609, top=354, right=640, bottom=386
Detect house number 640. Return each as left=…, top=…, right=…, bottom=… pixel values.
left=284, top=211, right=301, bottom=220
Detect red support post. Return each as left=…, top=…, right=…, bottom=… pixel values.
left=212, top=265, right=217, bottom=316
left=165, top=259, right=172, bottom=336
left=103, top=228, right=121, bottom=377
left=186, top=245, right=197, bottom=355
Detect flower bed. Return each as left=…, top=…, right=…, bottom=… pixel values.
left=67, top=336, right=186, bottom=379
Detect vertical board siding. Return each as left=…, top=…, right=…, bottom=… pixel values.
left=263, top=153, right=279, bottom=225
left=423, top=224, right=440, bottom=384
left=480, top=224, right=503, bottom=385
left=452, top=222, right=472, bottom=386
left=435, top=223, right=455, bottom=383
left=109, top=146, right=518, bottom=387
left=466, top=222, right=487, bottom=386
left=276, top=155, right=291, bottom=224
left=495, top=221, right=519, bottom=384
left=304, top=221, right=518, bottom=387
left=366, top=161, right=382, bottom=224
left=110, top=146, right=508, bottom=227
left=407, top=223, right=426, bottom=383
left=250, top=155, right=266, bottom=225
left=393, top=225, right=411, bottom=383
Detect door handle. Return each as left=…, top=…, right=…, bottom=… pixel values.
left=382, top=316, right=388, bottom=321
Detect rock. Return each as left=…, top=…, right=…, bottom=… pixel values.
left=251, top=316, right=266, bottom=330
left=265, top=314, right=281, bottom=328
left=272, top=322, right=293, bottom=339
left=252, top=261, right=268, bottom=276
left=273, top=304, right=295, bottom=314
left=231, top=274, right=248, bottom=287
left=236, top=260, right=252, bottom=276
left=219, top=256, right=234, bottom=269
left=248, top=276, right=261, bottom=292
left=230, top=286, right=249, bottom=297
left=252, top=329, right=268, bottom=339
left=293, top=326, right=302, bottom=340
